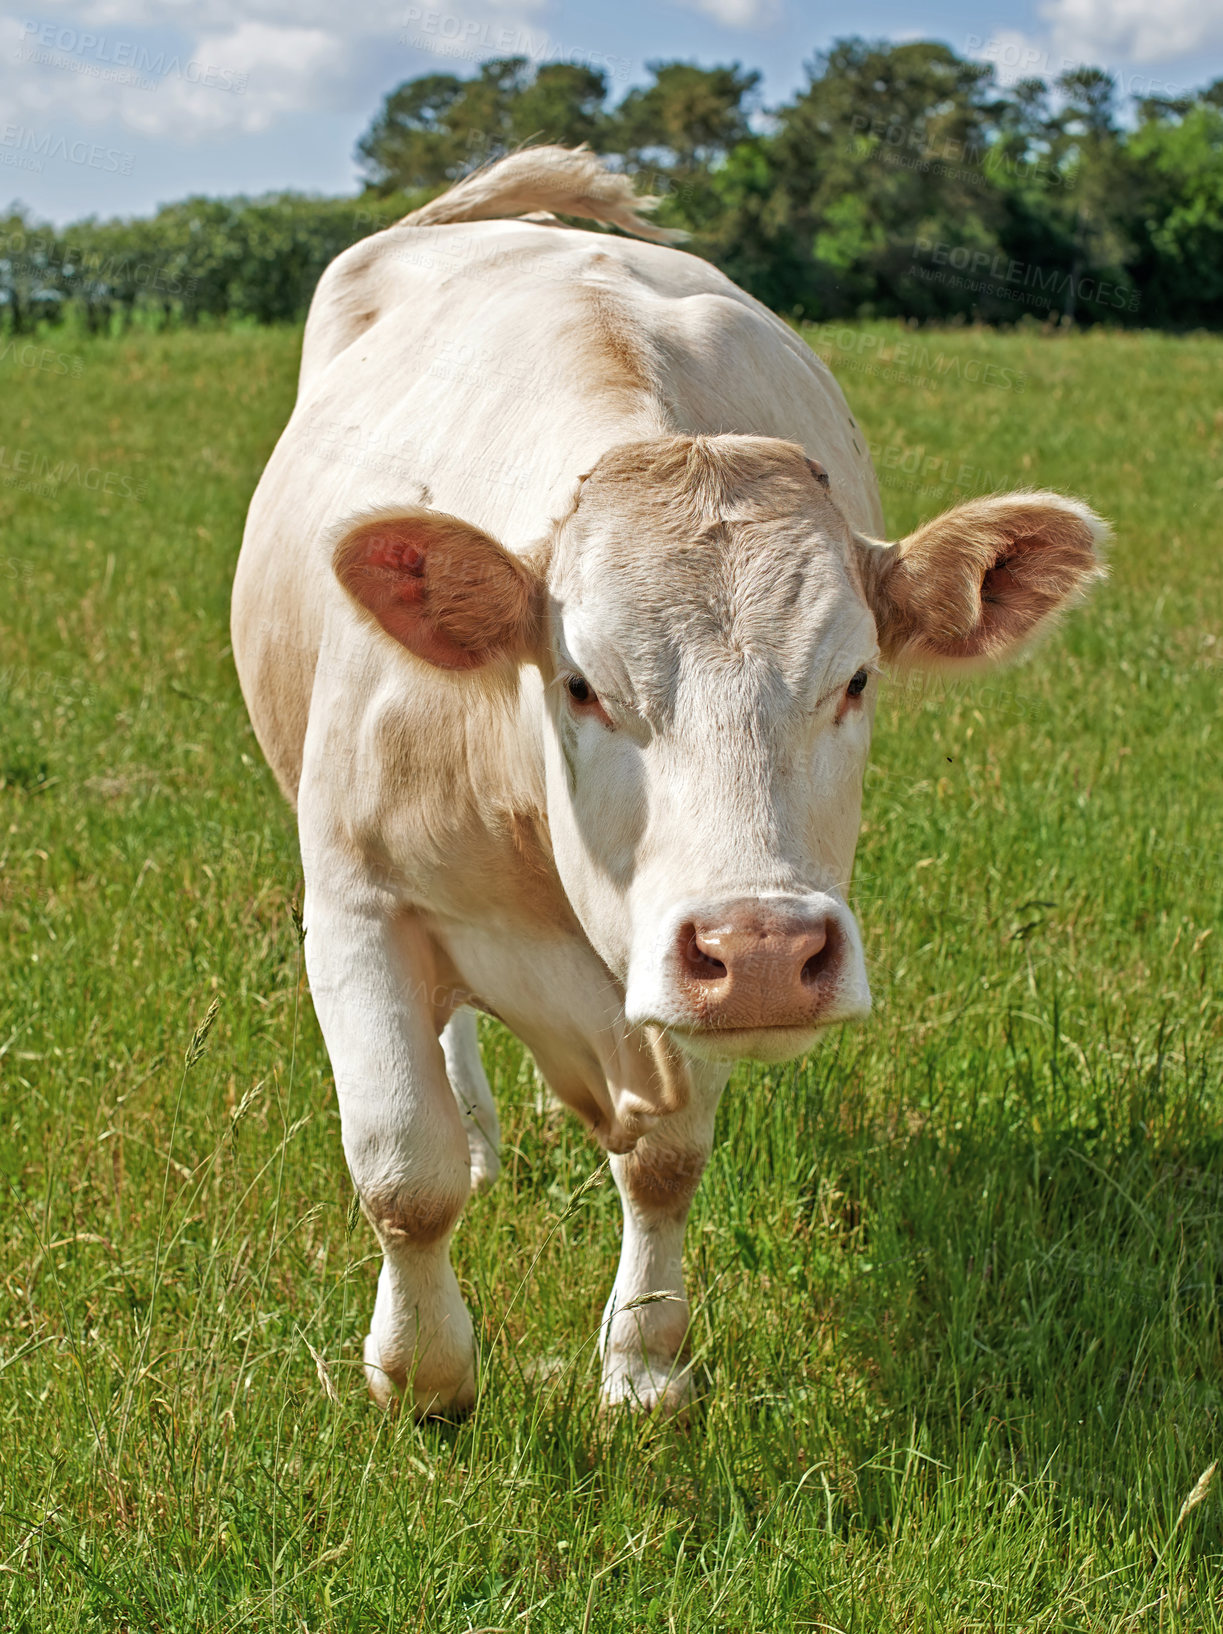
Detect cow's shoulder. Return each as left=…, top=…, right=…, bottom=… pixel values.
left=298, top=229, right=412, bottom=388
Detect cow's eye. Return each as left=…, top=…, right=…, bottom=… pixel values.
left=846, top=669, right=869, bottom=698
left=566, top=674, right=594, bottom=705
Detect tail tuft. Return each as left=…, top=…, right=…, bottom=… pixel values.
left=400, top=145, right=687, bottom=244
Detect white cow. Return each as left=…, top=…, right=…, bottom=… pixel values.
left=232, top=148, right=1105, bottom=1416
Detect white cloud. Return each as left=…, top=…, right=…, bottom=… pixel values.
left=1038, top=0, right=1223, bottom=66
left=967, top=12, right=1216, bottom=99
left=121, top=23, right=344, bottom=139
left=66, top=0, right=544, bottom=28
left=966, top=27, right=1047, bottom=84
left=34, top=0, right=403, bottom=30
left=671, top=0, right=783, bottom=28
left=0, top=0, right=555, bottom=146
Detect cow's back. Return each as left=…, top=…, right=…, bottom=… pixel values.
left=231, top=217, right=882, bottom=801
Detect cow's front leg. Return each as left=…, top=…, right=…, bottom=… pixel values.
left=303, top=876, right=475, bottom=1417
left=599, top=1068, right=727, bottom=1414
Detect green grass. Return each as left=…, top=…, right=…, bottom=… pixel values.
left=1, top=318, right=1221, bottom=1631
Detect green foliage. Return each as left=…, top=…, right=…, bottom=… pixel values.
left=3, top=45, right=1223, bottom=336
left=0, top=318, right=1221, bottom=1629
left=1128, top=101, right=1223, bottom=323
left=0, top=192, right=415, bottom=333
left=353, top=40, right=1223, bottom=330
left=688, top=42, right=1146, bottom=324
left=612, top=59, right=761, bottom=171
left=354, top=56, right=610, bottom=193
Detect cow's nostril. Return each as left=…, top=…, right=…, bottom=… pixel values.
left=681, top=925, right=727, bottom=982
left=800, top=924, right=835, bottom=987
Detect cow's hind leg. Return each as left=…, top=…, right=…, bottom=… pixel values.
left=441, top=1008, right=501, bottom=1193
left=600, top=1068, right=727, bottom=1414
left=303, top=870, right=476, bottom=1417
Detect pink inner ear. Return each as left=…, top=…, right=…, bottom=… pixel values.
left=952, top=540, right=1063, bottom=659
left=981, top=557, right=1019, bottom=606
left=351, top=528, right=430, bottom=641
left=359, top=531, right=431, bottom=636
left=339, top=521, right=467, bottom=666
left=877, top=497, right=1104, bottom=667
left=364, top=533, right=426, bottom=577
left=337, top=515, right=527, bottom=671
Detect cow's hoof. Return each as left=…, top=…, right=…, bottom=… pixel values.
left=363, top=1334, right=476, bottom=1419
left=599, top=1354, right=695, bottom=1419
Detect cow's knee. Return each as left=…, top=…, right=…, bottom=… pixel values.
left=617, top=1144, right=707, bottom=1220
left=362, top=1177, right=469, bottom=1250
left=347, top=1104, right=472, bottom=1251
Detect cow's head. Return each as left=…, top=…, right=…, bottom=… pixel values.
left=333, top=435, right=1105, bottom=1064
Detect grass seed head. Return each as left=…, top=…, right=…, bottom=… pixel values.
left=1175, top=1462, right=1217, bottom=1528
left=184, top=996, right=220, bottom=1068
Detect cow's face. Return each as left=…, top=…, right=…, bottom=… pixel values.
left=332, top=434, right=1105, bottom=1065
left=541, top=438, right=878, bottom=1062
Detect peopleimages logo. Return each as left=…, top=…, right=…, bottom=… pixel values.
left=911, top=237, right=1140, bottom=314
left=0, top=444, right=146, bottom=503
left=845, top=112, right=1062, bottom=190
left=871, top=440, right=1013, bottom=497
left=1, top=229, right=197, bottom=298
left=0, top=338, right=85, bottom=378
left=0, top=123, right=134, bottom=174
left=808, top=323, right=1027, bottom=393
left=18, top=21, right=249, bottom=94
left=965, top=33, right=1189, bottom=100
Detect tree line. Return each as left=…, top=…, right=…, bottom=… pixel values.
left=2, top=38, right=1221, bottom=334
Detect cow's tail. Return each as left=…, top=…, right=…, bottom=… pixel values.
left=398, top=145, right=687, bottom=244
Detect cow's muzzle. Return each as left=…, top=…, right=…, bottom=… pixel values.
left=628, top=892, right=871, bottom=1062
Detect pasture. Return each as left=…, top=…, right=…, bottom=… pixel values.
left=1, top=317, right=1221, bottom=1630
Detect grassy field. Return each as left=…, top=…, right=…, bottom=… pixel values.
left=1, top=316, right=1221, bottom=1632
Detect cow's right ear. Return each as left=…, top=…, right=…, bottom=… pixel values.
left=852, top=492, right=1107, bottom=669
left=332, top=508, right=539, bottom=670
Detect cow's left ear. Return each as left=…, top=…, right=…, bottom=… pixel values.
left=332, top=507, right=539, bottom=670
left=853, top=491, right=1108, bottom=668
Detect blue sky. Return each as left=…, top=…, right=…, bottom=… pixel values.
left=2, top=0, right=1221, bottom=224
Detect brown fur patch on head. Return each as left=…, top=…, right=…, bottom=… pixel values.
left=862, top=491, right=1108, bottom=667
left=548, top=434, right=864, bottom=714
left=577, top=434, right=826, bottom=534
left=333, top=506, right=539, bottom=670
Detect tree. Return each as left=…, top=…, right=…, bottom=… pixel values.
left=1127, top=97, right=1223, bottom=324
left=356, top=58, right=610, bottom=195
left=613, top=61, right=760, bottom=173
left=7, top=41, right=1223, bottom=336
left=710, top=39, right=1012, bottom=319
left=355, top=73, right=468, bottom=193
left=1033, top=70, right=1138, bottom=321
left=508, top=63, right=610, bottom=151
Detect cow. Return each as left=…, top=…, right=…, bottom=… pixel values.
left=232, top=147, right=1105, bottom=1418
